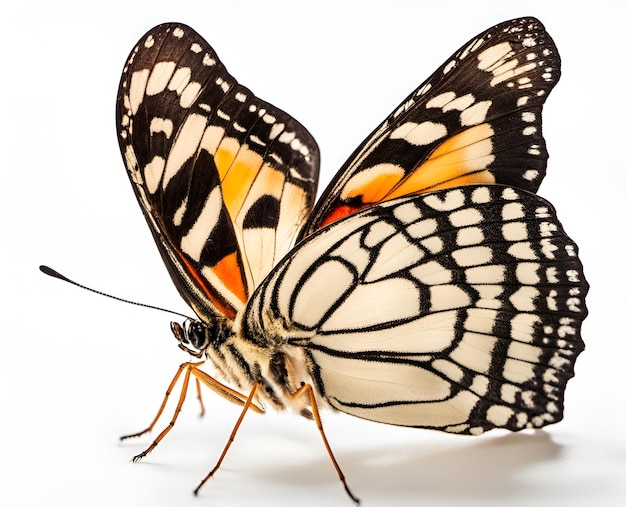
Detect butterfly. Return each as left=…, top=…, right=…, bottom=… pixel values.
left=112, top=17, right=587, bottom=502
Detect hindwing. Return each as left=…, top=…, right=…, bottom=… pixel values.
left=301, top=17, right=560, bottom=237
left=244, top=185, right=588, bottom=434
left=116, top=23, right=319, bottom=321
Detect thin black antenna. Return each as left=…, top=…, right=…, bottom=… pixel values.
left=39, top=265, right=193, bottom=320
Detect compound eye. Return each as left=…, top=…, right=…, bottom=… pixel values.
left=189, top=321, right=207, bottom=349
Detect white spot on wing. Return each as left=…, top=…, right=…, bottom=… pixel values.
left=180, top=186, right=222, bottom=261
left=173, top=196, right=188, bottom=226
left=146, top=61, right=177, bottom=96
left=423, top=189, right=465, bottom=211
left=508, top=242, right=537, bottom=260
left=465, top=265, right=505, bottom=284
left=180, top=81, right=202, bottom=107
left=502, top=222, right=528, bottom=241
left=503, top=358, right=536, bottom=383
left=279, top=131, right=295, bottom=144
left=443, top=94, right=475, bottom=112
left=460, top=100, right=492, bottom=126
left=144, top=156, right=165, bottom=194
left=523, top=126, right=537, bottom=136
left=477, top=42, right=513, bottom=72
left=163, top=113, right=208, bottom=188
left=456, top=227, right=484, bottom=246
left=168, top=67, right=192, bottom=94
left=199, top=125, right=225, bottom=155
left=443, top=60, right=456, bottom=74
left=451, top=246, right=493, bottom=267
left=269, top=123, right=285, bottom=140
left=250, top=135, right=266, bottom=147
left=390, top=121, right=448, bottom=146
left=406, top=218, right=437, bottom=239
left=502, top=202, right=525, bottom=221
left=486, top=405, right=514, bottom=426
left=426, top=91, right=456, bottom=109
left=149, top=117, right=174, bottom=138
left=449, top=208, right=483, bottom=227
left=129, top=69, right=150, bottom=115
left=471, top=187, right=491, bottom=204
left=510, top=286, right=540, bottom=311
left=515, top=262, right=540, bottom=284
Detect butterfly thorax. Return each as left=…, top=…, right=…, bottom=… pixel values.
left=172, top=315, right=319, bottom=417
left=235, top=311, right=322, bottom=417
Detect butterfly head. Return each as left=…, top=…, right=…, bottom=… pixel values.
left=171, top=319, right=211, bottom=358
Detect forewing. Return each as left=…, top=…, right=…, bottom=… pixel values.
left=244, top=186, right=588, bottom=434
left=301, top=17, right=560, bottom=237
left=117, top=23, right=319, bottom=320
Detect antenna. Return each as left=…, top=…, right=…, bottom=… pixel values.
left=39, top=265, right=193, bottom=320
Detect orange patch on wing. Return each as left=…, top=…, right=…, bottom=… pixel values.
left=319, top=124, right=497, bottom=229
left=224, top=153, right=265, bottom=209
left=319, top=204, right=363, bottom=229
left=215, top=142, right=285, bottom=222
left=214, top=145, right=237, bottom=179
left=179, top=254, right=239, bottom=320
left=386, top=124, right=496, bottom=199
left=210, top=251, right=248, bottom=305
left=341, top=164, right=405, bottom=204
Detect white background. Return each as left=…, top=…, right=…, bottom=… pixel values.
left=2, top=0, right=624, bottom=505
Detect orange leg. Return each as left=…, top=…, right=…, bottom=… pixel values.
left=127, top=363, right=195, bottom=462
left=195, top=376, right=205, bottom=418
left=193, top=382, right=359, bottom=504
left=121, top=362, right=264, bottom=463
left=291, top=383, right=360, bottom=504
left=120, top=362, right=195, bottom=443
left=194, top=382, right=260, bottom=495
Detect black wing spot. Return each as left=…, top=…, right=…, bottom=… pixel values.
left=243, top=194, right=281, bottom=229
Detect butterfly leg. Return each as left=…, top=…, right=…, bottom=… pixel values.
left=120, top=361, right=197, bottom=442
left=291, top=383, right=360, bottom=505
left=122, top=362, right=265, bottom=463
left=193, top=382, right=260, bottom=496
left=195, top=376, right=205, bottom=417
left=124, top=362, right=198, bottom=462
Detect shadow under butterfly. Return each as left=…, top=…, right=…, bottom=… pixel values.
left=257, top=430, right=561, bottom=499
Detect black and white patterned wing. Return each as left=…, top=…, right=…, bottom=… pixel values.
left=301, top=17, right=560, bottom=237
left=117, top=23, right=319, bottom=321
left=244, top=186, right=587, bottom=434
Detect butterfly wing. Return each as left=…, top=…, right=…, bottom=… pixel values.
left=117, top=23, right=319, bottom=321
left=300, top=17, right=560, bottom=238
left=243, top=185, right=587, bottom=434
